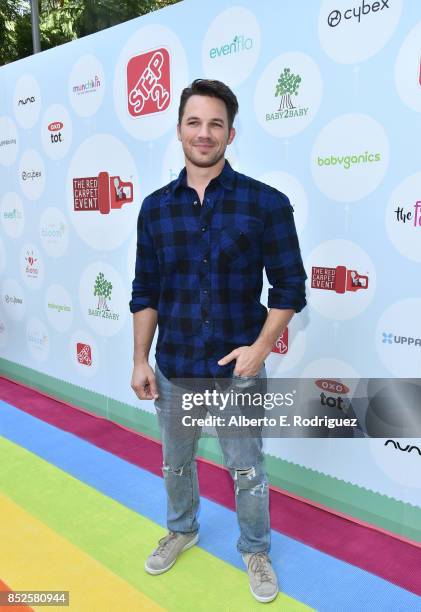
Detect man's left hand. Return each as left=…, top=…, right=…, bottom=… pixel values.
left=218, top=345, right=267, bottom=376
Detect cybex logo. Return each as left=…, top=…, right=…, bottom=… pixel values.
left=384, top=439, right=421, bottom=456
left=209, top=35, right=253, bottom=59
left=327, top=0, right=390, bottom=28
left=18, top=96, right=35, bottom=106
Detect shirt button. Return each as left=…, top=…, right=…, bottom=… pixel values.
left=201, top=226, right=206, bottom=232
left=204, top=320, right=210, bottom=325
left=193, top=200, right=198, bottom=206
left=203, top=258, right=208, bottom=264
left=203, top=289, right=208, bottom=294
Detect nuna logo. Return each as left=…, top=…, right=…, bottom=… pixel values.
left=18, top=96, right=35, bottom=106
left=209, top=34, right=253, bottom=59
left=384, top=439, right=421, bottom=456
left=382, top=332, right=421, bottom=347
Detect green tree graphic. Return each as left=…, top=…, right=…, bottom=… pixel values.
left=93, top=272, right=112, bottom=310
left=275, top=67, right=301, bottom=111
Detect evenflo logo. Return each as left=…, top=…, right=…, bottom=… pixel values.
left=73, top=172, right=133, bottom=215
left=209, top=34, right=253, bottom=59
left=127, top=48, right=170, bottom=117
left=311, top=265, right=368, bottom=293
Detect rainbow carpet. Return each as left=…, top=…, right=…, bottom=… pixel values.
left=0, top=376, right=420, bottom=611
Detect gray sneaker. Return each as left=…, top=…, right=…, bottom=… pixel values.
left=144, top=531, right=199, bottom=575
left=242, top=552, right=279, bottom=603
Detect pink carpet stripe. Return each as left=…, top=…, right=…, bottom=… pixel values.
left=1, top=375, right=420, bottom=596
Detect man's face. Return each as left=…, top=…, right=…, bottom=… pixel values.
left=177, top=95, right=235, bottom=169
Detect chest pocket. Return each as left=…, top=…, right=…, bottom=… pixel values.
left=218, top=218, right=263, bottom=269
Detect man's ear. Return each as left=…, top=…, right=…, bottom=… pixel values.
left=177, top=123, right=181, bottom=141
left=228, top=127, right=236, bottom=145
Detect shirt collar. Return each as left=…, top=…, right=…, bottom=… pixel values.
left=170, top=159, right=235, bottom=195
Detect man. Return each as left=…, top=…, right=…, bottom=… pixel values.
left=130, top=79, right=307, bottom=604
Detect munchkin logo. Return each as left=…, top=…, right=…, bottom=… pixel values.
left=73, top=75, right=101, bottom=95
left=382, top=332, right=421, bottom=348
left=311, top=266, right=368, bottom=294
left=209, top=34, right=253, bottom=58
left=127, top=48, right=171, bottom=117
left=73, top=172, right=133, bottom=215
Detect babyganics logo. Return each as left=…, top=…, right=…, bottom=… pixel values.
left=271, top=328, right=288, bottom=355
left=77, top=342, right=92, bottom=366
left=73, top=75, right=101, bottom=95
left=312, top=265, right=368, bottom=293
left=73, top=172, right=133, bottom=215
left=382, top=332, right=421, bottom=348
left=266, top=67, right=308, bottom=122
left=394, top=201, right=421, bottom=227
left=25, top=250, right=39, bottom=279
left=127, top=48, right=171, bottom=117
left=88, top=272, right=119, bottom=321
left=209, top=34, right=253, bottom=59
left=316, top=151, right=381, bottom=169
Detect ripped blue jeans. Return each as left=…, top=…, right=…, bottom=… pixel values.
left=154, top=363, right=270, bottom=554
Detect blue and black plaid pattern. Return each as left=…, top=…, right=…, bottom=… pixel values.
left=130, top=160, right=307, bottom=379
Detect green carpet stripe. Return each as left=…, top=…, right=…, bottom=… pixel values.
left=0, top=437, right=312, bottom=611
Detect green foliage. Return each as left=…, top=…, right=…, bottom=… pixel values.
left=275, top=68, right=302, bottom=98
left=0, top=0, right=181, bottom=66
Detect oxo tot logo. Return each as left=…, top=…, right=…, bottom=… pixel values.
left=127, top=48, right=171, bottom=117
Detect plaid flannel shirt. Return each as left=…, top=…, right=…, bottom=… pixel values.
left=129, top=160, right=307, bottom=379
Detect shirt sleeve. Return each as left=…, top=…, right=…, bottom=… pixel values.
left=129, top=199, right=160, bottom=313
left=263, top=191, right=307, bottom=313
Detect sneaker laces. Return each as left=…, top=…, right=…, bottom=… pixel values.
left=248, top=552, right=274, bottom=583
left=153, top=532, right=178, bottom=557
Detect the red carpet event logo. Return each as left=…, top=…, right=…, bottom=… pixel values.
left=394, top=201, right=421, bottom=226
left=127, top=48, right=171, bottom=117
left=73, top=172, right=133, bottom=215
left=311, top=265, right=368, bottom=294
left=271, top=328, right=288, bottom=354
left=77, top=343, right=92, bottom=366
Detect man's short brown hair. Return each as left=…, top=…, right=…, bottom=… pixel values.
left=178, top=79, right=239, bottom=131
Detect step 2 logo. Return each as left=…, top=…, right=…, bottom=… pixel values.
left=127, top=48, right=170, bottom=117
left=88, top=272, right=119, bottom=321
left=48, top=121, right=64, bottom=143
left=77, top=342, right=92, bottom=366
left=266, top=67, right=309, bottom=122
left=382, top=331, right=421, bottom=347
left=271, top=328, right=288, bottom=354
left=394, top=201, right=421, bottom=226
left=311, top=265, right=368, bottom=293
left=73, top=172, right=133, bottom=214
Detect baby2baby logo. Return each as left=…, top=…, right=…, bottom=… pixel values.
left=88, top=272, right=119, bottom=321
left=266, top=67, right=309, bottom=121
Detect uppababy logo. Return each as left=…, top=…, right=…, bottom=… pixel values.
left=327, top=0, right=390, bottom=27
left=88, top=272, right=119, bottom=321
left=311, top=266, right=368, bottom=294
left=266, top=68, right=309, bottom=122
left=209, top=34, right=253, bottom=59
left=382, top=332, right=421, bottom=348
left=384, top=439, right=421, bottom=456
left=73, top=172, right=133, bottom=215
left=316, top=152, right=381, bottom=170
left=127, top=48, right=171, bottom=117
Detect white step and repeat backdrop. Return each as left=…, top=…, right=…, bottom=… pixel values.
left=1, top=0, right=420, bottom=515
